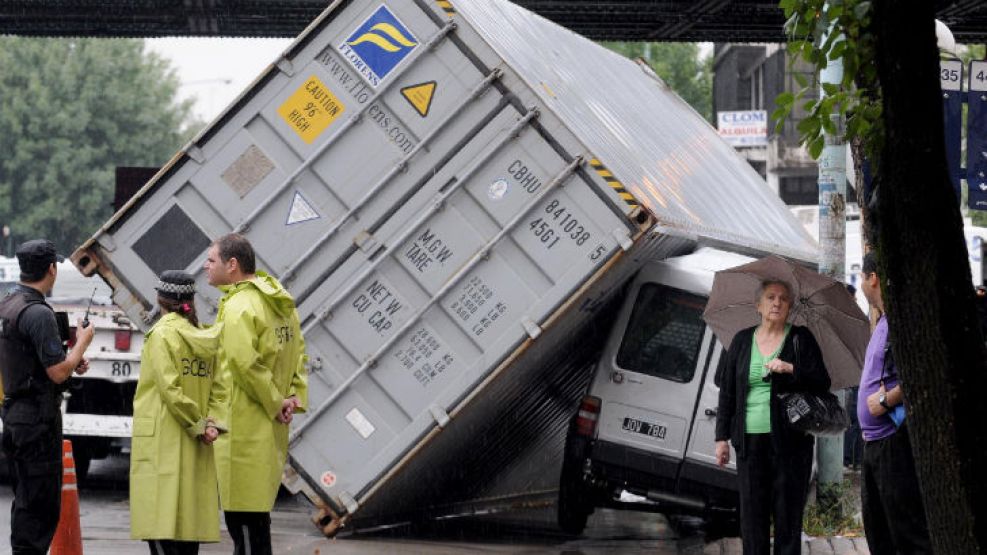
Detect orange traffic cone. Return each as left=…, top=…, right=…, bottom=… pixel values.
left=50, top=439, right=83, bottom=554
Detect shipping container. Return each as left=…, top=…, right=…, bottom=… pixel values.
left=72, top=0, right=817, bottom=534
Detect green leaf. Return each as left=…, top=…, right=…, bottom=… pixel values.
left=862, top=63, right=877, bottom=83
left=854, top=1, right=871, bottom=20
left=794, top=72, right=810, bottom=88
left=845, top=115, right=860, bottom=138
left=771, top=106, right=789, bottom=124
left=822, top=82, right=841, bottom=96
left=797, top=116, right=822, bottom=136
left=829, top=40, right=847, bottom=60
left=858, top=118, right=871, bottom=136
left=794, top=20, right=812, bottom=37
left=784, top=14, right=799, bottom=35
left=841, top=71, right=856, bottom=89
left=838, top=100, right=851, bottom=117
left=772, top=117, right=788, bottom=130
left=776, top=91, right=796, bottom=107
left=779, top=0, right=798, bottom=17
left=808, top=135, right=825, bottom=159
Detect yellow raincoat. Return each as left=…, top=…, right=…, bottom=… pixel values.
left=213, top=271, right=307, bottom=512
left=130, top=312, right=225, bottom=542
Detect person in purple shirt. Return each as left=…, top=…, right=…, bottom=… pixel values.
left=857, top=251, right=931, bottom=554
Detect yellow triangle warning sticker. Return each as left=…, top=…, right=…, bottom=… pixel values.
left=400, top=81, right=436, bottom=117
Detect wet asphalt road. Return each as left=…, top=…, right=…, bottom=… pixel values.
left=0, top=454, right=707, bottom=554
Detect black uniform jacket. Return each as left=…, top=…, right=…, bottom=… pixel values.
left=714, top=325, right=831, bottom=459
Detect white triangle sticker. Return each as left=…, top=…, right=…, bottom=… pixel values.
left=286, top=191, right=320, bottom=225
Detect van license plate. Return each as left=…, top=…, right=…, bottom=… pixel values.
left=622, top=417, right=667, bottom=439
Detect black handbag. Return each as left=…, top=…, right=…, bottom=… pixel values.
left=775, top=334, right=849, bottom=437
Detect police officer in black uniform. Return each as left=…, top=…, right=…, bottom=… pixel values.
left=0, top=239, right=94, bottom=554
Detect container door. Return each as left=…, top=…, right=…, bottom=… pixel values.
left=683, top=338, right=737, bottom=471
left=594, top=283, right=710, bottom=470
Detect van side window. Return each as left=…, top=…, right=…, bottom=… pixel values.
left=615, top=284, right=707, bottom=383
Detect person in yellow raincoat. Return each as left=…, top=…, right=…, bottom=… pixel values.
left=130, top=270, right=226, bottom=555
left=204, top=234, right=307, bottom=555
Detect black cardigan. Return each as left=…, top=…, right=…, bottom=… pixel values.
left=714, top=325, right=831, bottom=459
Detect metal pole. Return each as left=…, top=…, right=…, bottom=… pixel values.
left=816, top=34, right=847, bottom=512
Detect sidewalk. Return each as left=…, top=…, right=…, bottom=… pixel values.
left=703, top=536, right=870, bottom=554
left=705, top=468, right=869, bottom=555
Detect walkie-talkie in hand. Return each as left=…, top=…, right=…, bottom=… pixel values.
left=82, top=287, right=96, bottom=328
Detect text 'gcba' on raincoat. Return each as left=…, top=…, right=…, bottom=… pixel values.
left=213, top=271, right=307, bottom=512
left=130, top=312, right=225, bottom=542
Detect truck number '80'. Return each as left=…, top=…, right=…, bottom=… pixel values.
left=111, top=361, right=132, bottom=376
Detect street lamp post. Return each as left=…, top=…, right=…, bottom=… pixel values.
left=2, top=225, right=11, bottom=258
left=181, top=77, right=233, bottom=120
left=815, top=30, right=848, bottom=514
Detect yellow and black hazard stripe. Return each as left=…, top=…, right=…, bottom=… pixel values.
left=435, top=0, right=456, bottom=17
left=590, top=158, right=638, bottom=210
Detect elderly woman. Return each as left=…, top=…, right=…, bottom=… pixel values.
left=714, top=279, right=831, bottom=555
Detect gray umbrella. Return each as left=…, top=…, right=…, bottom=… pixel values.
left=702, top=255, right=870, bottom=390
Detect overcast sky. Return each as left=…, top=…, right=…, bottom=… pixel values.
left=146, top=37, right=292, bottom=123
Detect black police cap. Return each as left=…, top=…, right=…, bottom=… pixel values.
left=155, top=270, right=196, bottom=301
left=15, top=239, right=64, bottom=275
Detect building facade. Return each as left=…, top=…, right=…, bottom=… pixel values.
left=712, top=43, right=826, bottom=206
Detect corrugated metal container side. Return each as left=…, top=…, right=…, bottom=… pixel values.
left=456, top=0, right=817, bottom=262
left=334, top=231, right=697, bottom=531
left=71, top=0, right=817, bottom=534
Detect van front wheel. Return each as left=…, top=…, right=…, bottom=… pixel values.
left=557, top=461, right=592, bottom=534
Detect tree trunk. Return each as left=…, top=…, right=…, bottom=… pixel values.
left=872, top=1, right=987, bottom=552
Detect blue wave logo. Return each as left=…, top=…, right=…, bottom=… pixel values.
left=338, top=5, right=418, bottom=88
left=347, top=23, right=417, bottom=52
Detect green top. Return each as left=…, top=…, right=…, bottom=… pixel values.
left=745, top=324, right=791, bottom=434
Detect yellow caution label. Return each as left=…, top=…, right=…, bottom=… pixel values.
left=277, top=76, right=346, bottom=144
left=590, top=158, right=639, bottom=210
left=400, top=81, right=437, bottom=117
left=436, top=0, right=456, bottom=17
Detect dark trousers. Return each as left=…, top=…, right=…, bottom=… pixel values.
left=224, top=511, right=272, bottom=555
left=861, top=423, right=932, bottom=555
left=737, top=433, right=813, bottom=555
left=2, top=420, right=62, bottom=555
left=147, top=540, right=200, bottom=555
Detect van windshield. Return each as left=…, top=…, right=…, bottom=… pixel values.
left=615, top=283, right=707, bottom=383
